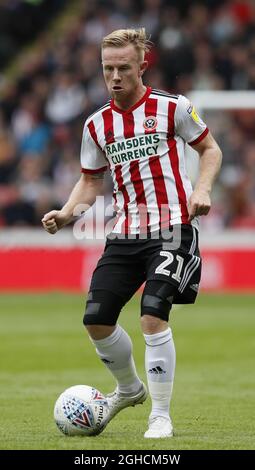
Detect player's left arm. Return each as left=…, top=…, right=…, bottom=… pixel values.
left=188, top=131, right=222, bottom=221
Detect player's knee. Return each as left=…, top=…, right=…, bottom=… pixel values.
left=141, top=314, right=167, bottom=334
left=85, top=323, right=115, bottom=340
left=140, top=281, right=175, bottom=322
left=141, top=293, right=171, bottom=322
left=83, top=290, right=123, bottom=326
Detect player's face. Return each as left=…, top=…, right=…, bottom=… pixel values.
left=102, top=44, right=147, bottom=105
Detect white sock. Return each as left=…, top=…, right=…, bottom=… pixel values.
left=144, top=327, right=176, bottom=420
left=91, top=324, right=142, bottom=395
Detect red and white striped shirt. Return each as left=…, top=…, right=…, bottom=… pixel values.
left=80, top=87, right=208, bottom=234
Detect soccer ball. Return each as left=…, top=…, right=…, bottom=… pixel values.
left=54, top=385, right=109, bottom=436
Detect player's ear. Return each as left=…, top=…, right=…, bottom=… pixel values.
left=139, top=60, right=148, bottom=77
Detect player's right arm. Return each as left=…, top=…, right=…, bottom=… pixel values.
left=42, top=172, right=104, bottom=234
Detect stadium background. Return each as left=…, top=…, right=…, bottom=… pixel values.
left=0, top=0, right=254, bottom=451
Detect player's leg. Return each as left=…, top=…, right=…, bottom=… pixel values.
left=141, top=280, right=176, bottom=438
left=83, top=257, right=147, bottom=420
left=84, top=289, right=143, bottom=396
left=141, top=225, right=202, bottom=437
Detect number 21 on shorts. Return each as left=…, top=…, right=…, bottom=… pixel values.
left=155, top=251, right=184, bottom=282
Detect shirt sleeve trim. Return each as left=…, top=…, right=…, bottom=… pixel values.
left=81, top=166, right=108, bottom=174
left=188, top=127, right=209, bottom=146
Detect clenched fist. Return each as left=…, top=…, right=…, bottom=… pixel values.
left=41, top=210, right=70, bottom=234
left=188, top=189, right=211, bottom=221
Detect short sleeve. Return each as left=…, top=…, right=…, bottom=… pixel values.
left=80, top=119, right=108, bottom=174
left=174, top=95, right=209, bottom=146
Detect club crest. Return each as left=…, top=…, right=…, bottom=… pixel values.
left=143, top=116, right=157, bottom=130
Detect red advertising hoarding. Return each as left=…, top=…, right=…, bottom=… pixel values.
left=0, top=238, right=254, bottom=292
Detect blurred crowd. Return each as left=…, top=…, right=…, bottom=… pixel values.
left=0, top=0, right=68, bottom=69
left=0, top=0, right=255, bottom=228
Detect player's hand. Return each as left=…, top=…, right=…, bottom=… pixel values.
left=41, top=210, right=69, bottom=234
left=188, top=189, right=211, bottom=221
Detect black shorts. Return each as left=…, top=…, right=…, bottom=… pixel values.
left=89, top=224, right=202, bottom=306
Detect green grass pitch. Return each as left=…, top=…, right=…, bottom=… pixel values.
left=0, top=292, right=254, bottom=450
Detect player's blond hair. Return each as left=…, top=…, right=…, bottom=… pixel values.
left=101, top=28, right=152, bottom=61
